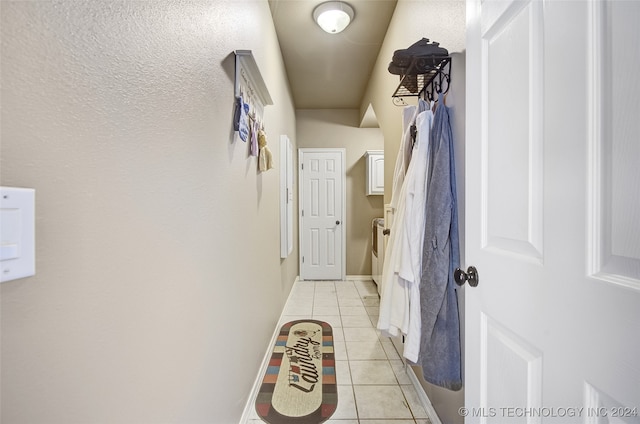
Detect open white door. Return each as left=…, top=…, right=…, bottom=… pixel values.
left=299, top=148, right=346, bottom=280
left=465, top=0, right=640, bottom=422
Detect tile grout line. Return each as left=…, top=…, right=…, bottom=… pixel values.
left=340, top=284, right=362, bottom=424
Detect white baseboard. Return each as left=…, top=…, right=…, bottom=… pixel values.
left=346, top=274, right=374, bottom=281
left=407, top=366, right=443, bottom=424
left=238, top=276, right=301, bottom=424
left=297, top=275, right=374, bottom=282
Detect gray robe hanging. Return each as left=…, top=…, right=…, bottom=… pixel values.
left=418, top=92, right=462, bottom=391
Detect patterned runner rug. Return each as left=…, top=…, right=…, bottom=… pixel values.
left=255, top=320, right=337, bottom=424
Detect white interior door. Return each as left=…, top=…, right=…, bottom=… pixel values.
left=299, top=148, right=345, bottom=280
left=465, top=0, right=640, bottom=422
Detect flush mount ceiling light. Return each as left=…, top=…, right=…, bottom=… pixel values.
left=313, top=1, right=355, bottom=34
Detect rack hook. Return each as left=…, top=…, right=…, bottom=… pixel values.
left=393, top=96, right=408, bottom=107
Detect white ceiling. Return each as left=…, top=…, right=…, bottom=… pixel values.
left=268, top=0, right=398, bottom=109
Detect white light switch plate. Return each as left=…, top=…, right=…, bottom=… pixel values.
left=1, top=187, right=36, bottom=283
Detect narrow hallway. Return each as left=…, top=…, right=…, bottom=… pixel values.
left=247, top=280, right=431, bottom=423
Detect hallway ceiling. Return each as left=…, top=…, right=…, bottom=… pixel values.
left=268, top=0, right=398, bottom=109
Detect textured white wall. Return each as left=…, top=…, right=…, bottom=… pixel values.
left=0, top=1, right=296, bottom=422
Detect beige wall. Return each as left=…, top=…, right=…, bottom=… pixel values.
left=297, top=109, right=384, bottom=276
left=360, top=1, right=466, bottom=423
left=0, top=1, right=297, bottom=423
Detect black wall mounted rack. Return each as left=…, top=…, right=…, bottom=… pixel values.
left=391, top=55, right=451, bottom=106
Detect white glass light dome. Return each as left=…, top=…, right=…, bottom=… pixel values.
left=313, top=2, right=355, bottom=34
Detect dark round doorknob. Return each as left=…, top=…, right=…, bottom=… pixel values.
left=454, top=266, right=479, bottom=287
left=336, top=220, right=341, bottom=225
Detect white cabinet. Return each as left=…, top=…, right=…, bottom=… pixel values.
left=365, top=150, right=384, bottom=196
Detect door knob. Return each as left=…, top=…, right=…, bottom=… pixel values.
left=336, top=220, right=341, bottom=225
left=454, top=266, right=479, bottom=287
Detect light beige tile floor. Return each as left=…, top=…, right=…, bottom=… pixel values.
left=247, top=279, right=432, bottom=424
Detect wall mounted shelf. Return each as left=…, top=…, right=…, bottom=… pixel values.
left=234, top=50, right=273, bottom=117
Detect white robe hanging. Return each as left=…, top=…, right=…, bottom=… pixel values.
left=377, top=105, right=418, bottom=337
left=397, top=106, right=434, bottom=362
left=377, top=101, right=431, bottom=342
left=389, top=106, right=417, bottom=211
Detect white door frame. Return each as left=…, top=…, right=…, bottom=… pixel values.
left=298, top=148, right=346, bottom=280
